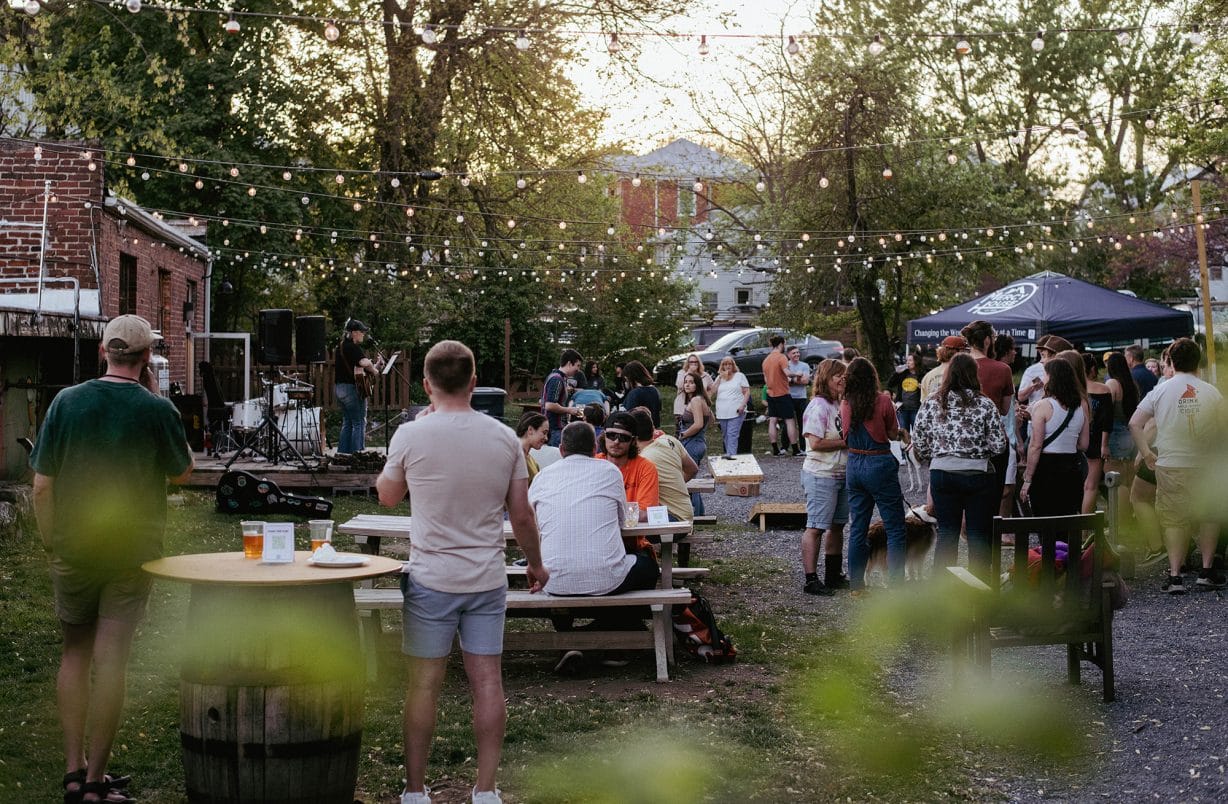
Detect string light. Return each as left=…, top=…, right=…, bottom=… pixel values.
left=223, top=13, right=240, bottom=35
left=324, top=20, right=340, bottom=42
left=1186, top=25, right=1205, bottom=47
left=946, top=149, right=958, bottom=165
left=515, top=30, right=530, bottom=50
left=631, top=174, right=641, bottom=188
left=420, top=25, right=437, bottom=44
left=125, top=0, right=141, bottom=13
left=755, top=177, right=765, bottom=192
left=955, top=37, right=972, bottom=56
left=867, top=34, right=885, bottom=57
left=698, top=35, right=710, bottom=56
left=607, top=33, right=620, bottom=54
left=1031, top=31, right=1045, bottom=52
left=22, top=0, right=39, bottom=15
left=1116, top=29, right=1131, bottom=46
left=786, top=35, right=800, bottom=55
left=577, top=171, right=587, bottom=184
left=881, top=166, right=893, bottom=179
left=516, top=177, right=527, bottom=189
left=818, top=175, right=829, bottom=188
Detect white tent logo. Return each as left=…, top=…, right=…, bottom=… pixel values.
left=968, top=282, right=1038, bottom=316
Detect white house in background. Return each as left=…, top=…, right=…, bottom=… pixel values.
left=605, top=139, right=772, bottom=328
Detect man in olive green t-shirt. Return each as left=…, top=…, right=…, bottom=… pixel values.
left=30, top=315, right=193, bottom=803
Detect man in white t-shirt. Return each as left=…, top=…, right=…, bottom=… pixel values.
left=377, top=340, right=547, bottom=804
left=1129, top=338, right=1227, bottom=594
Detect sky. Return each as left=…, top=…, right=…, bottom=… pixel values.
left=567, top=1, right=815, bottom=153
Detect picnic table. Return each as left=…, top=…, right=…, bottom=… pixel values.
left=143, top=551, right=401, bottom=803
left=338, top=514, right=693, bottom=588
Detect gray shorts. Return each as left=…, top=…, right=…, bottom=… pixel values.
left=50, top=558, right=152, bottom=625
left=399, top=573, right=507, bottom=658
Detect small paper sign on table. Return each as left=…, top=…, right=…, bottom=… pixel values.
left=261, top=522, right=296, bottom=563
left=646, top=505, right=671, bottom=526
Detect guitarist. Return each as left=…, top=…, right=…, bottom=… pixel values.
left=334, top=319, right=383, bottom=454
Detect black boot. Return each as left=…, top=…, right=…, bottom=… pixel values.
left=825, top=553, right=849, bottom=589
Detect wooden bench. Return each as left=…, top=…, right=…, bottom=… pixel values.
left=948, top=512, right=1117, bottom=702
left=748, top=502, right=807, bottom=532
left=354, top=587, right=694, bottom=682
left=506, top=565, right=708, bottom=586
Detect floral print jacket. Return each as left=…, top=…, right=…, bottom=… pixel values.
left=911, top=392, right=1008, bottom=462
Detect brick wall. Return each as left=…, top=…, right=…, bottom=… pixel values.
left=616, top=177, right=715, bottom=238
left=0, top=139, right=208, bottom=385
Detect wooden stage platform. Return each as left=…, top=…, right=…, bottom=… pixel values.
left=185, top=451, right=382, bottom=494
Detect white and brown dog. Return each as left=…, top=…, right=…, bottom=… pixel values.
left=865, top=504, right=937, bottom=583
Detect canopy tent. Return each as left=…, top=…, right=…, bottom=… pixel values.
left=908, top=271, right=1193, bottom=350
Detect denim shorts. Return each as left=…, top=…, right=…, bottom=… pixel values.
left=800, top=469, right=849, bottom=529
left=400, top=572, right=507, bottom=658
left=1107, top=421, right=1136, bottom=460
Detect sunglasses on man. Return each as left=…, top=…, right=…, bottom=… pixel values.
left=604, top=430, right=634, bottom=443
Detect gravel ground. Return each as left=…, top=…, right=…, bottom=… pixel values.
left=698, top=448, right=1228, bottom=801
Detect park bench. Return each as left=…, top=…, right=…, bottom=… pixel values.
left=354, top=586, right=693, bottom=681
left=506, top=564, right=709, bottom=586
left=947, top=511, right=1117, bottom=702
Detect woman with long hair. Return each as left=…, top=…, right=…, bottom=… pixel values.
left=1020, top=358, right=1089, bottom=517
left=800, top=359, right=849, bottom=594
left=673, top=353, right=714, bottom=420
left=621, top=360, right=661, bottom=427
left=1104, top=351, right=1140, bottom=488
left=910, top=353, right=1007, bottom=578
left=515, top=412, right=549, bottom=485
left=841, top=357, right=908, bottom=592
left=679, top=371, right=714, bottom=515
left=886, top=352, right=924, bottom=433
left=1078, top=352, right=1113, bottom=514
left=710, top=356, right=751, bottom=456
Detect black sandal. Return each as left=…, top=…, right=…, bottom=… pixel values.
left=80, top=781, right=135, bottom=804
left=64, top=769, right=132, bottom=803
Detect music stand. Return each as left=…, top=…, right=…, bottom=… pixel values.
left=224, top=367, right=315, bottom=471
left=365, top=351, right=411, bottom=448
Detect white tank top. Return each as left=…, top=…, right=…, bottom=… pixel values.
left=1041, top=399, right=1084, bottom=454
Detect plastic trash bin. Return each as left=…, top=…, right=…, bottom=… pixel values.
left=471, top=387, right=507, bottom=418
left=738, top=409, right=755, bottom=454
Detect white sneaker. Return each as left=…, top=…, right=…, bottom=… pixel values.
left=472, top=787, right=503, bottom=804
left=401, top=787, right=431, bottom=804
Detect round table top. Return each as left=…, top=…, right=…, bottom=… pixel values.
left=142, top=552, right=402, bottom=586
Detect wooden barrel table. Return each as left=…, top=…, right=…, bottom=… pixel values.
left=144, top=551, right=402, bottom=804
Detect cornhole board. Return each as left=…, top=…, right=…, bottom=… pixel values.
left=709, top=454, right=764, bottom=497
left=748, top=502, right=807, bottom=532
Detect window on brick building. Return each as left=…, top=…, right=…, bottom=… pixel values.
left=186, top=280, right=197, bottom=326
left=118, top=254, right=137, bottom=314
left=677, top=187, right=696, bottom=218
left=1211, top=266, right=1224, bottom=282
left=158, top=269, right=171, bottom=332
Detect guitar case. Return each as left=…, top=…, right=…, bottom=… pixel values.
left=215, top=470, right=333, bottom=517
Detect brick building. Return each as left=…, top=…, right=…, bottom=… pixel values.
left=606, top=139, right=769, bottom=325
left=0, top=138, right=210, bottom=480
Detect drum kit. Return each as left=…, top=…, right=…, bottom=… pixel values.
left=224, top=372, right=323, bottom=468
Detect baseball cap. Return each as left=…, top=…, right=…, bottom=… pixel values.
left=1037, top=334, right=1072, bottom=353
left=345, top=319, right=370, bottom=333
left=940, top=335, right=968, bottom=350
left=102, top=314, right=155, bottom=355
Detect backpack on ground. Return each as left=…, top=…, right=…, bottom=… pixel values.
left=672, top=594, right=737, bottom=664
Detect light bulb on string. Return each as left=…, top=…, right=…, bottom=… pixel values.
left=247, top=186, right=257, bottom=196
left=819, top=175, right=829, bottom=188
left=1031, top=31, right=1044, bottom=52
left=755, top=177, right=765, bottom=192
left=607, top=33, right=620, bottom=54
left=23, top=0, right=40, bottom=15
left=698, top=35, right=710, bottom=56
left=1186, top=26, right=1205, bottom=47
left=515, top=30, right=530, bottom=50
left=693, top=179, right=703, bottom=193
left=577, top=171, right=587, bottom=184
left=515, top=177, right=526, bottom=189
left=955, top=37, right=972, bottom=56
left=1115, top=29, right=1131, bottom=46
left=460, top=173, right=470, bottom=186
left=786, top=35, right=801, bottom=55
left=126, top=156, right=137, bottom=166
left=881, top=166, right=893, bottom=180
left=229, top=166, right=239, bottom=177
left=281, top=170, right=292, bottom=180
left=125, top=0, right=141, bottom=13
left=178, top=162, right=188, bottom=172
left=946, top=149, right=958, bottom=165
left=867, top=34, right=885, bottom=57
left=141, top=171, right=150, bottom=181
left=195, top=179, right=204, bottom=189
left=420, top=25, right=437, bottom=44
left=223, top=13, right=240, bottom=34
left=324, top=21, right=340, bottom=42
left=1213, top=102, right=1225, bottom=117
left=1144, top=114, right=1155, bottom=130
left=631, top=174, right=641, bottom=188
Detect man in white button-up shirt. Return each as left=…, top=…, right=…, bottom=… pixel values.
left=529, top=422, right=660, bottom=596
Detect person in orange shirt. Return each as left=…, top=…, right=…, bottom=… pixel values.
left=596, top=411, right=659, bottom=552
left=762, top=335, right=799, bottom=456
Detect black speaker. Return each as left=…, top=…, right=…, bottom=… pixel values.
left=295, top=315, right=327, bottom=363
left=258, top=309, right=294, bottom=365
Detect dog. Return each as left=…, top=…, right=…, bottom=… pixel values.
left=865, top=504, right=937, bottom=583
left=889, top=432, right=924, bottom=493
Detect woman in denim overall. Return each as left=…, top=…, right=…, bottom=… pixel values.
left=840, top=357, right=909, bottom=592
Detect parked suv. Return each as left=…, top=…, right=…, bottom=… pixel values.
left=654, top=328, right=845, bottom=385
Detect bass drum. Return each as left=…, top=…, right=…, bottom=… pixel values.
left=281, top=406, right=322, bottom=456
